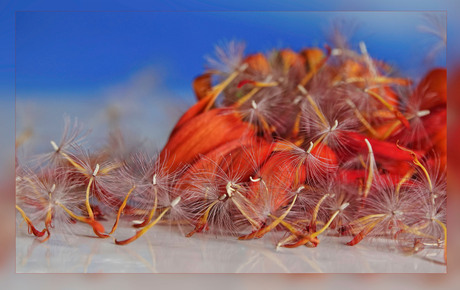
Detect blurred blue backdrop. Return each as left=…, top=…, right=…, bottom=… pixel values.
left=15, top=11, right=446, bottom=101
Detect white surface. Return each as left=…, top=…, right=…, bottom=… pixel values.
left=16, top=222, right=446, bottom=273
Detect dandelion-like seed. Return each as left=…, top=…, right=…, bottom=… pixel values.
left=30, top=117, right=88, bottom=168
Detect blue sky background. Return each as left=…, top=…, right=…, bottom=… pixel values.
left=0, top=0, right=457, bottom=101
left=15, top=11, right=446, bottom=101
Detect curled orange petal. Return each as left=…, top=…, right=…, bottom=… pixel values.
left=414, top=68, right=446, bottom=110
left=160, top=108, right=255, bottom=174
left=193, top=73, right=213, bottom=101
left=244, top=53, right=271, bottom=75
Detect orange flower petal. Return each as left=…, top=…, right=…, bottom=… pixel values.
left=172, top=97, right=215, bottom=133
left=160, top=108, right=255, bottom=173
left=300, top=47, right=325, bottom=72
left=414, top=68, right=447, bottom=110
left=193, top=73, right=213, bottom=101
left=244, top=53, right=271, bottom=75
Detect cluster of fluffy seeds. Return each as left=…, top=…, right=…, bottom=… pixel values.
left=16, top=38, right=446, bottom=261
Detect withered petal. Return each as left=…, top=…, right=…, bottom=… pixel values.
left=160, top=108, right=255, bottom=174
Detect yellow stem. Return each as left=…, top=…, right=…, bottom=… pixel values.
left=348, top=214, right=386, bottom=227
left=346, top=99, right=379, bottom=137
left=201, top=200, right=220, bottom=222
left=100, top=163, right=122, bottom=175
left=116, top=206, right=172, bottom=245
left=313, top=133, right=327, bottom=148
left=358, top=155, right=367, bottom=169
left=16, top=205, right=32, bottom=224
left=291, top=112, right=302, bottom=137
left=365, top=89, right=396, bottom=112
left=311, top=210, right=340, bottom=238
left=363, top=139, right=375, bottom=198
left=396, top=169, right=415, bottom=198
left=85, top=177, right=94, bottom=220
left=381, top=120, right=402, bottom=140
left=108, top=185, right=136, bottom=235
left=294, top=148, right=313, bottom=187
left=269, top=214, right=303, bottom=237
left=300, top=69, right=319, bottom=86
left=345, top=76, right=410, bottom=86
left=56, top=202, right=92, bottom=224
left=235, top=87, right=260, bottom=107
left=205, top=67, right=244, bottom=111
left=396, top=143, right=433, bottom=192
left=231, top=195, right=260, bottom=228
left=255, top=194, right=298, bottom=237
left=433, top=218, right=447, bottom=263
left=297, top=85, right=328, bottom=127
left=60, top=152, right=87, bottom=174
left=186, top=199, right=221, bottom=238
left=398, top=222, right=438, bottom=240
left=146, top=186, right=159, bottom=226
left=311, top=194, right=330, bottom=225
left=345, top=214, right=387, bottom=234
left=307, top=96, right=328, bottom=127
left=254, top=81, right=278, bottom=87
